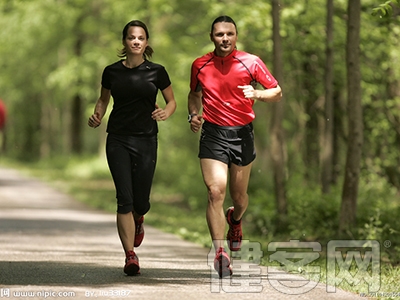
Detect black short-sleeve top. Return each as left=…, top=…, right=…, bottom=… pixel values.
left=101, top=60, right=171, bottom=136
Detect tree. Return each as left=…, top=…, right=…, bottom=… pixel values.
left=271, top=0, right=287, bottom=226
left=70, top=13, right=85, bottom=154
left=321, top=0, right=334, bottom=193
left=339, top=0, right=362, bottom=232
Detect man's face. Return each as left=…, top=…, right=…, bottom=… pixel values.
left=210, top=22, right=237, bottom=57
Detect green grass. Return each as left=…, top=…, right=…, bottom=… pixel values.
left=1, top=156, right=399, bottom=298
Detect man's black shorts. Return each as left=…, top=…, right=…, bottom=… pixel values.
left=198, top=121, right=256, bottom=167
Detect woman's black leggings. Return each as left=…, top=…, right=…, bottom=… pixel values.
left=106, top=133, right=157, bottom=215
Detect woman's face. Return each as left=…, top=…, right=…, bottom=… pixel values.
left=210, top=22, right=237, bottom=57
left=123, top=26, right=148, bottom=57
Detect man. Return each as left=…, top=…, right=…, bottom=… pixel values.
left=187, top=16, right=282, bottom=278
left=0, top=99, right=6, bottom=152
left=0, top=99, right=5, bottom=131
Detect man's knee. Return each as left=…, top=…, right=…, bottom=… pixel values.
left=207, top=185, right=226, bottom=203
left=231, top=191, right=248, bottom=205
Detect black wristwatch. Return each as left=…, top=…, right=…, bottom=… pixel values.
left=188, top=113, right=197, bottom=123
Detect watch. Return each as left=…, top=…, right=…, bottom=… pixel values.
left=188, top=113, right=197, bottom=123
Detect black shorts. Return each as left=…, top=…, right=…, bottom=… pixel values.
left=106, top=133, right=157, bottom=215
left=198, top=121, right=256, bottom=167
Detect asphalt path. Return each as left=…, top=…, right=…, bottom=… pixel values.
left=0, top=167, right=362, bottom=299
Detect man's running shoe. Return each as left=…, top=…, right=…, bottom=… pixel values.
left=225, top=206, right=242, bottom=251
left=124, top=250, right=140, bottom=276
left=214, top=247, right=232, bottom=278
left=134, top=216, right=144, bottom=247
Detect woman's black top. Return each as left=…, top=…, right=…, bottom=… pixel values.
left=101, top=60, right=171, bottom=136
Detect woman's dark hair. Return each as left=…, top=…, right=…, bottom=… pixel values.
left=118, top=20, right=154, bottom=59
left=210, top=15, right=238, bottom=34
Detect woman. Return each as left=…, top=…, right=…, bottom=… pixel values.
left=88, top=20, right=176, bottom=276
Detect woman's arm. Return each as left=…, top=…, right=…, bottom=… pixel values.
left=88, top=87, right=111, bottom=128
left=152, top=85, right=177, bottom=121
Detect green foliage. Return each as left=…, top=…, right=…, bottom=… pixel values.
left=1, top=0, right=400, bottom=188
left=372, top=0, right=400, bottom=17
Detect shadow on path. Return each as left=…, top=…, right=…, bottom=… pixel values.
left=0, top=261, right=210, bottom=286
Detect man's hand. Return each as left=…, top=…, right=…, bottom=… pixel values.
left=238, top=85, right=258, bottom=100
left=190, top=114, right=203, bottom=133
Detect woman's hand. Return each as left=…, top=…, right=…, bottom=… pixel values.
left=88, top=112, right=102, bottom=128
left=152, top=103, right=168, bottom=121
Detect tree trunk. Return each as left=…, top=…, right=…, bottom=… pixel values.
left=303, top=54, right=320, bottom=181
left=384, top=67, right=400, bottom=190
left=321, top=0, right=334, bottom=193
left=70, top=20, right=83, bottom=154
left=271, top=0, right=287, bottom=226
left=332, top=88, right=345, bottom=185
left=71, top=94, right=83, bottom=154
left=339, top=0, right=362, bottom=233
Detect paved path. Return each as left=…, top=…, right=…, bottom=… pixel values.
left=0, top=167, right=362, bottom=299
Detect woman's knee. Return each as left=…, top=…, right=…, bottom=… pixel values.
left=117, top=197, right=150, bottom=215
left=134, top=201, right=150, bottom=216
left=117, top=200, right=134, bottom=214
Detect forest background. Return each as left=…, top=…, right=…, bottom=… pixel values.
left=0, top=0, right=399, bottom=293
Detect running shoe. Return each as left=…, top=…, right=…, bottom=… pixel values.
left=213, top=247, right=232, bottom=278
left=225, top=206, right=242, bottom=251
left=124, top=250, right=140, bottom=276
left=134, top=216, right=144, bottom=247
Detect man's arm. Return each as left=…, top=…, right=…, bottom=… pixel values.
left=188, top=90, right=203, bottom=133
left=238, top=84, right=282, bottom=103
